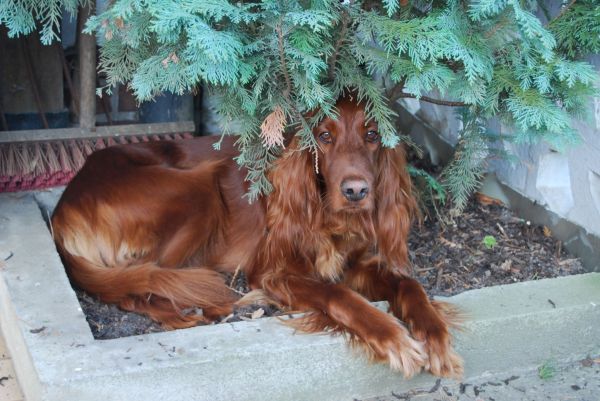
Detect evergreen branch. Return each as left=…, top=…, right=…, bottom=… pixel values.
left=442, top=110, right=489, bottom=214
left=484, top=14, right=509, bottom=38
left=387, top=81, right=467, bottom=107
left=6, top=0, right=596, bottom=205
left=328, top=9, right=349, bottom=81
left=547, top=0, right=577, bottom=26
left=276, top=20, right=293, bottom=102
left=396, top=92, right=466, bottom=107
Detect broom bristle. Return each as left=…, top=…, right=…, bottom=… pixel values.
left=15, top=143, right=31, bottom=176
left=69, top=140, right=87, bottom=170
left=43, top=142, right=60, bottom=174
left=1, top=131, right=193, bottom=192
left=31, top=142, right=45, bottom=176
left=56, top=141, right=74, bottom=173
left=0, top=144, right=8, bottom=177
left=81, top=139, right=94, bottom=156
left=95, top=138, right=106, bottom=150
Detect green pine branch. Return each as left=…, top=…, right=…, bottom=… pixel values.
left=1, top=0, right=598, bottom=208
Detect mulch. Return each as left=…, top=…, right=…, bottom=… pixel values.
left=410, top=200, right=583, bottom=297
left=75, top=197, right=584, bottom=340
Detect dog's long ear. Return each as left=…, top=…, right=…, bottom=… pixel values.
left=264, top=137, right=322, bottom=265
left=375, top=146, right=417, bottom=274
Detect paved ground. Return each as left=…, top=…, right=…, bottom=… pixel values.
left=2, top=322, right=599, bottom=401
left=0, top=333, right=24, bottom=401
left=362, top=357, right=600, bottom=401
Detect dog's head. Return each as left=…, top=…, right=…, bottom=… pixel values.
left=266, top=95, right=416, bottom=271
left=312, top=97, right=380, bottom=214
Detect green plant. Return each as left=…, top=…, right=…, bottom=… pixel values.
left=2, top=0, right=598, bottom=204
left=538, top=359, right=556, bottom=380
left=482, top=235, right=497, bottom=249
left=408, top=165, right=447, bottom=205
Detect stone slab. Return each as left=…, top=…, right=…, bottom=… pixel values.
left=0, top=358, right=25, bottom=401
left=0, top=331, right=9, bottom=359
left=363, top=357, right=600, bottom=401
left=0, top=193, right=599, bottom=401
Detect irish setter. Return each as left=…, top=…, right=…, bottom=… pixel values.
left=52, top=97, right=463, bottom=378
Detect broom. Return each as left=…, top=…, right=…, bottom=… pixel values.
left=0, top=126, right=195, bottom=193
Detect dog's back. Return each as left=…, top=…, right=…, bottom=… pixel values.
left=52, top=136, right=264, bottom=328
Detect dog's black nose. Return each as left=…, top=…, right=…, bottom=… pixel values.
left=341, top=179, right=369, bottom=202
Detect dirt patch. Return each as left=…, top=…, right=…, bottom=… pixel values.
left=75, top=198, right=584, bottom=340
left=76, top=291, right=164, bottom=339
left=410, top=200, right=583, bottom=297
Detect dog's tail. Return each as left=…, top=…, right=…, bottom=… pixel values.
left=60, top=251, right=239, bottom=329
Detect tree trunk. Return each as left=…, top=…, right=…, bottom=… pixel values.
left=78, top=3, right=96, bottom=130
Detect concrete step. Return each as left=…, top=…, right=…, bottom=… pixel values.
left=0, top=334, right=25, bottom=401
left=0, top=193, right=599, bottom=401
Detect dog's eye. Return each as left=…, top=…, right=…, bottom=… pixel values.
left=366, top=130, right=379, bottom=143
left=319, top=132, right=332, bottom=144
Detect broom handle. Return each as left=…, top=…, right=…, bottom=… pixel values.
left=100, top=91, right=113, bottom=125
left=0, top=121, right=195, bottom=143
left=56, top=43, right=80, bottom=118
left=0, top=91, right=7, bottom=131
left=78, top=3, right=97, bottom=130
left=20, top=38, right=50, bottom=129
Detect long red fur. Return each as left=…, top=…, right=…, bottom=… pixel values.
left=52, top=96, right=463, bottom=378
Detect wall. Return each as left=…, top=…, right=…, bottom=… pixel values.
left=396, top=55, right=600, bottom=271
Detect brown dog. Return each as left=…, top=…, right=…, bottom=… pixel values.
left=52, top=97, right=463, bottom=378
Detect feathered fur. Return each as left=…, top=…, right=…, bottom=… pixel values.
left=52, top=96, right=463, bottom=378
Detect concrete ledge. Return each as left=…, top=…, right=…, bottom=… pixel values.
left=1, top=193, right=599, bottom=401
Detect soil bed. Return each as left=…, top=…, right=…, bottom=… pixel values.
left=74, top=198, right=584, bottom=340
left=410, top=200, right=583, bottom=297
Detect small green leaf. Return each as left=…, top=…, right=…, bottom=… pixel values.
left=538, top=359, right=556, bottom=380
left=482, top=235, right=497, bottom=249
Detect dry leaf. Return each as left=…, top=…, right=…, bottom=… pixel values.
left=581, top=358, right=594, bottom=367
left=543, top=226, right=552, bottom=237
left=161, top=53, right=179, bottom=68
left=558, top=258, right=579, bottom=266
left=499, top=259, right=512, bottom=272
left=439, top=236, right=462, bottom=249
left=476, top=192, right=504, bottom=206
left=105, top=29, right=113, bottom=41
left=115, top=17, right=125, bottom=29
left=260, top=106, right=286, bottom=149
left=251, top=308, right=265, bottom=320
left=220, top=313, right=234, bottom=323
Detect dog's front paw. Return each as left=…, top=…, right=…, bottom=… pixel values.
left=413, top=324, right=463, bottom=379
left=426, top=331, right=463, bottom=379
left=366, top=323, right=427, bottom=378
